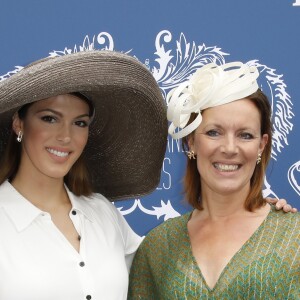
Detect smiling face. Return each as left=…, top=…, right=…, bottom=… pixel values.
left=13, top=94, right=91, bottom=181
left=189, top=98, right=268, bottom=198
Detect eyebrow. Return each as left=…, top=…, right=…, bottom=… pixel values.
left=202, top=123, right=222, bottom=129
left=36, top=108, right=90, bottom=119
left=202, top=123, right=258, bottom=131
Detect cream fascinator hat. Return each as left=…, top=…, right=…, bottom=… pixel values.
left=167, top=62, right=259, bottom=139
left=0, top=50, right=167, bottom=200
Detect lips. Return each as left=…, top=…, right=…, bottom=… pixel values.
left=213, top=163, right=240, bottom=172
left=46, top=147, right=70, bottom=157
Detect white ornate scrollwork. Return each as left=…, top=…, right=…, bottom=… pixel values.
left=151, top=30, right=228, bottom=99
left=288, top=161, right=300, bottom=196
left=0, top=66, right=23, bottom=82
left=262, top=177, right=279, bottom=198
left=49, top=32, right=115, bottom=57
left=248, top=60, right=293, bottom=160
left=97, top=32, right=114, bottom=50
left=117, top=199, right=180, bottom=221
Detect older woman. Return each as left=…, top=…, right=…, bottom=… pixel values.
left=128, top=62, right=300, bottom=299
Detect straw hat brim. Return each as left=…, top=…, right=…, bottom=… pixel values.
left=0, top=50, right=168, bottom=201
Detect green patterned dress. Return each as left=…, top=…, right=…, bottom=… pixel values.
left=128, top=207, right=300, bottom=299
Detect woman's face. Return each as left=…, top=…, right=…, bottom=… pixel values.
left=13, top=94, right=91, bottom=180
left=189, top=98, right=268, bottom=197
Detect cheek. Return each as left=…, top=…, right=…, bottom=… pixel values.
left=194, top=138, right=215, bottom=158
left=74, top=130, right=89, bottom=149
left=248, top=150, right=260, bottom=163
left=23, top=124, right=49, bottom=147
left=245, top=143, right=261, bottom=160
left=194, top=140, right=214, bottom=174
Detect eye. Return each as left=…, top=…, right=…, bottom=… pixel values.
left=240, top=132, right=254, bottom=140
left=41, top=115, right=56, bottom=123
left=74, top=120, right=89, bottom=128
left=205, top=129, right=220, bottom=137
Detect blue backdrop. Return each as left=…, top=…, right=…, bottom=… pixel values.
left=1, top=0, right=299, bottom=236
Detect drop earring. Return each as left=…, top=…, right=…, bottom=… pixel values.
left=186, top=150, right=196, bottom=160
left=256, top=153, right=262, bottom=165
left=17, top=131, right=23, bottom=143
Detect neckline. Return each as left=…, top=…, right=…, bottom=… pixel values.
left=184, top=205, right=274, bottom=293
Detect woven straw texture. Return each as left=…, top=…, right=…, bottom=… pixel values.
left=0, top=51, right=168, bottom=200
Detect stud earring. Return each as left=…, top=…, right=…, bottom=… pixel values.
left=256, top=153, right=262, bottom=165
left=187, top=150, right=196, bottom=160
left=16, top=131, right=23, bottom=143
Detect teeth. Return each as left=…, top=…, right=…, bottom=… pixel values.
left=47, top=148, right=69, bottom=157
left=214, top=163, right=239, bottom=172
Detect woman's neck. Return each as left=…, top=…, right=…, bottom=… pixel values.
left=200, top=186, right=252, bottom=220
left=11, top=171, right=69, bottom=211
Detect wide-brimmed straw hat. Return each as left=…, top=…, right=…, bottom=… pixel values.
left=0, top=50, right=167, bottom=201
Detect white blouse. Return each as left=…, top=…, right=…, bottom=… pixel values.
left=0, top=181, right=142, bottom=300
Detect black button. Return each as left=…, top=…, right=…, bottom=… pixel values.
left=78, top=235, right=81, bottom=241
left=79, top=261, right=85, bottom=267
left=72, top=210, right=77, bottom=215
left=86, top=296, right=92, bottom=300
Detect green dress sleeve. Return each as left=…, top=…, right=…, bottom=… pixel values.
left=128, top=214, right=190, bottom=299
left=128, top=236, right=157, bottom=299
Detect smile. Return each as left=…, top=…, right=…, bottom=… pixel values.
left=213, top=163, right=239, bottom=172
left=46, top=148, right=70, bottom=157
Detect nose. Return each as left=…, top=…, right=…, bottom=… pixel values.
left=220, top=134, right=238, bottom=155
left=56, top=123, right=71, bottom=143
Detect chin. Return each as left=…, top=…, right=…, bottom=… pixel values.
left=45, top=169, right=71, bottom=180
left=218, top=183, right=248, bottom=195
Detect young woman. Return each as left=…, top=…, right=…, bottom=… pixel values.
left=128, top=62, right=300, bottom=299
left=0, top=50, right=167, bottom=300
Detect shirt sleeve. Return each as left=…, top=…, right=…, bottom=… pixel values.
left=112, top=205, right=143, bottom=271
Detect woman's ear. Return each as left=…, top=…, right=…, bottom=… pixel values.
left=259, top=134, right=269, bottom=152
left=187, top=134, right=195, bottom=152
left=12, top=112, right=23, bottom=135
